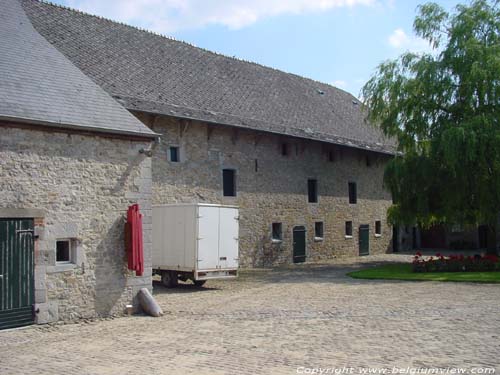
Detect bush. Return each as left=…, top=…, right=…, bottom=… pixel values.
left=412, top=252, right=500, bottom=273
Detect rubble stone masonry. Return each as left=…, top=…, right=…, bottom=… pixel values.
left=137, top=114, right=393, bottom=267
left=0, top=124, right=152, bottom=323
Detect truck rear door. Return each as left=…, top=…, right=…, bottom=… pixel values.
left=218, top=207, right=239, bottom=269
left=197, top=206, right=220, bottom=270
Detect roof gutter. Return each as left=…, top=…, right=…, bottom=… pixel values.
left=0, top=114, right=160, bottom=140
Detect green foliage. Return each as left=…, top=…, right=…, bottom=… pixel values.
left=347, top=264, right=500, bottom=283
left=362, top=0, right=500, bottom=227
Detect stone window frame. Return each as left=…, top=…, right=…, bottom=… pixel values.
left=281, top=142, right=290, bottom=157
left=45, top=222, right=84, bottom=274
left=168, top=145, right=181, bottom=163
left=345, top=221, right=353, bottom=239
left=307, top=178, right=319, bottom=204
left=348, top=182, right=357, bottom=204
left=50, top=238, right=82, bottom=273
left=314, top=221, right=324, bottom=241
left=271, top=222, right=283, bottom=243
left=328, top=150, right=336, bottom=163
left=375, top=220, right=382, bottom=237
left=55, top=238, right=78, bottom=265
left=222, top=168, right=237, bottom=197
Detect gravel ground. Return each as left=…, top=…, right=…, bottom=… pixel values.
left=0, top=253, right=499, bottom=375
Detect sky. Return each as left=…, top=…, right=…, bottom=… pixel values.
left=52, top=0, right=459, bottom=98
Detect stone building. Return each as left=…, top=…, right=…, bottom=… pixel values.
left=22, top=0, right=397, bottom=267
left=0, top=0, right=157, bottom=328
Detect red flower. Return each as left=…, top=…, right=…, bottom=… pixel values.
left=416, top=251, right=422, bottom=257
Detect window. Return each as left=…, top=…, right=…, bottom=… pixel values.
left=169, top=146, right=180, bottom=162
left=375, top=221, right=382, bottom=236
left=56, top=239, right=73, bottom=263
left=366, top=156, right=372, bottom=167
left=348, top=182, right=357, bottom=204
left=328, top=151, right=335, bottom=162
left=345, top=221, right=353, bottom=237
left=272, top=223, right=283, bottom=241
left=281, top=143, right=289, bottom=156
left=308, top=179, right=318, bottom=203
left=222, top=169, right=236, bottom=197
left=314, top=222, right=324, bottom=240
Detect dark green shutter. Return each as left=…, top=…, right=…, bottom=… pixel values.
left=0, top=219, right=35, bottom=330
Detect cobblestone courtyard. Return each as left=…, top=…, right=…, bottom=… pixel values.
left=1, top=254, right=499, bottom=374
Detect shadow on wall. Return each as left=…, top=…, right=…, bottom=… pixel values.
left=112, top=153, right=147, bottom=195
left=150, top=121, right=392, bottom=201
left=94, top=216, right=128, bottom=316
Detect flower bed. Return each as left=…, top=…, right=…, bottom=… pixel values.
left=412, top=252, right=500, bottom=273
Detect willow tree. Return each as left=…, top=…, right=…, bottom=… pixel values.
left=362, top=0, right=500, bottom=231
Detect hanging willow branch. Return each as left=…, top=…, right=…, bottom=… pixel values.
left=362, top=0, right=500, bottom=227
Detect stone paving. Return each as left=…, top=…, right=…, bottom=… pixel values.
left=1, top=254, right=499, bottom=375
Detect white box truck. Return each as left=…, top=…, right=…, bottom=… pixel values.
left=152, top=203, right=239, bottom=287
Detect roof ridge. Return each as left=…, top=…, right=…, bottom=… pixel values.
left=33, top=0, right=353, bottom=96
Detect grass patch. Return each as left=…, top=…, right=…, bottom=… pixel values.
left=347, top=263, right=500, bottom=283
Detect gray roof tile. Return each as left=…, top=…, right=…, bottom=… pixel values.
left=22, top=0, right=394, bottom=153
left=0, top=0, right=156, bottom=138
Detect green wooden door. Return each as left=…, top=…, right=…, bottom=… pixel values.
left=359, top=224, right=370, bottom=256
left=293, top=226, right=306, bottom=263
left=0, top=219, right=35, bottom=329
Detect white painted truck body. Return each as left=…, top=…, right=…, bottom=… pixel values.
left=152, top=204, right=239, bottom=280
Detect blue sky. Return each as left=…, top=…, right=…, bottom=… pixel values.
left=54, top=0, right=459, bottom=97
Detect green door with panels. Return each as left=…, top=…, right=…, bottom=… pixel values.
left=0, top=219, right=35, bottom=330
left=293, top=226, right=306, bottom=263
left=359, top=224, right=370, bottom=256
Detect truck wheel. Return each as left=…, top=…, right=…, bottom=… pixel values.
left=192, top=280, right=206, bottom=287
left=161, top=271, right=178, bottom=288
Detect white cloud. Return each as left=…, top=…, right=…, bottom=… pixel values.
left=388, top=28, right=409, bottom=48
left=332, top=80, right=348, bottom=90
left=65, top=0, right=377, bottom=33
left=388, top=28, right=432, bottom=53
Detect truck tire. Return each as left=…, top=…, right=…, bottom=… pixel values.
left=161, top=271, right=178, bottom=288
left=192, top=280, right=206, bottom=287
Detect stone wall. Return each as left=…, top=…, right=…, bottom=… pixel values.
left=137, top=114, right=393, bottom=267
left=0, top=124, right=152, bottom=323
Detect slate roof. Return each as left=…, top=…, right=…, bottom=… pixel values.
left=0, top=0, right=156, bottom=138
left=22, top=0, right=395, bottom=154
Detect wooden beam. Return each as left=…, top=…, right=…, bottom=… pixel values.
left=179, top=119, right=190, bottom=137
left=207, top=125, right=215, bottom=142
left=254, top=133, right=263, bottom=148
left=231, top=128, right=239, bottom=145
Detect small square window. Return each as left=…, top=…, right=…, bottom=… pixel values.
left=272, top=223, right=283, bottom=241
left=169, top=146, right=180, bottom=162
left=308, top=179, right=318, bottom=203
left=315, top=222, right=324, bottom=240
left=222, top=169, right=236, bottom=197
left=345, top=221, right=353, bottom=237
left=348, top=182, right=357, bottom=204
left=56, top=239, right=72, bottom=263
left=375, top=221, right=382, bottom=236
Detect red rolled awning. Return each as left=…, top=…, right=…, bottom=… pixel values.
left=126, top=204, right=144, bottom=276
